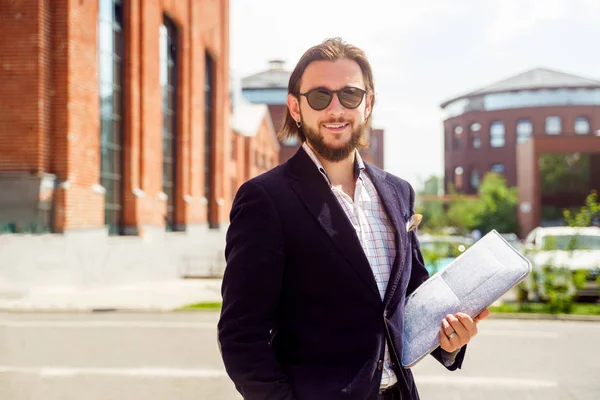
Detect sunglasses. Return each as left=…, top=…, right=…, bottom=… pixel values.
left=298, top=86, right=367, bottom=111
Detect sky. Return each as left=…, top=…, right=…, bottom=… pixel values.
left=229, top=0, right=600, bottom=189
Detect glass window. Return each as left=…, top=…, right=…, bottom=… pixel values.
left=444, top=88, right=600, bottom=118
left=98, top=0, right=124, bottom=236
left=575, top=117, right=590, bottom=135
left=470, top=123, right=481, bottom=149
left=545, top=116, right=562, bottom=135
left=452, top=125, right=461, bottom=149
left=470, top=170, right=480, bottom=189
left=516, top=119, right=533, bottom=144
left=490, top=121, right=505, bottom=148
left=161, top=17, right=178, bottom=231
left=242, top=89, right=288, bottom=105
left=454, top=166, right=463, bottom=190
left=205, top=53, right=217, bottom=229
left=491, top=164, right=505, bottom=174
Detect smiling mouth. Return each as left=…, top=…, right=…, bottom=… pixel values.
left=323, top=123, right=350, bottom=130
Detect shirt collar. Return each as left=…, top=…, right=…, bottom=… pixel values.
left=302, top=142, right=365, bottom=186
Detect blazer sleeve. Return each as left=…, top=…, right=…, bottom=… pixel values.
left=404, top=182, right=467, bottom=371
left=217, top=181, right=296, bottom=400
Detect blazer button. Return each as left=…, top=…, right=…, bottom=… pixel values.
left=377, top=360, right=383, bottom=371
left=384, top=310, right=388, bottom=318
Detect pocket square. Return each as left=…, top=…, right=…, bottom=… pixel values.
left=406, top=214, right=423, bottom=232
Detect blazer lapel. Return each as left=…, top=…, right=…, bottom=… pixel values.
left=287, top=149, right=381, bottom=302
left=364, top=164, right=410, bottom=304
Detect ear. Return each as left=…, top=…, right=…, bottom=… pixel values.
left=287, top=94, right=301, bottom=122
left=365, top=92, right=374, bottom=119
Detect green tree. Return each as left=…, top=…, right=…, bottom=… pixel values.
left=563, top=190, right=600, bottom=227
left=475, top=172, right=519, bottom=234
left=446, top=195, right=480, bottom=233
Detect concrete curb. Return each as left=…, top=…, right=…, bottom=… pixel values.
left=1, top=307, right=599, bottom=321
left=488, top=312, right=600, bottom=322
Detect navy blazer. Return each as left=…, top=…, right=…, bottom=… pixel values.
left=218, top=147, right=466, bottom=400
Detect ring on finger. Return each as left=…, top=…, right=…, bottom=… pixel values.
left=446, top=331, right=457, bottom=340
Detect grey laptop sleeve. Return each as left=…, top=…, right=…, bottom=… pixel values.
left=401, top=230, right=532, bottom=368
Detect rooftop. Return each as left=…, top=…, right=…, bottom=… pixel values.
left=242, top=60, right=291, bottom=90
left=441, top=68, right=600, bottom=108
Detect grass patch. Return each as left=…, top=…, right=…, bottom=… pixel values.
left=490, top=302, right=600, bottom=315
left=177, top=302, right=222, bottom=311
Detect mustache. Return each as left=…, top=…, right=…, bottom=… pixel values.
left=321, top=117, right=352, bottom=124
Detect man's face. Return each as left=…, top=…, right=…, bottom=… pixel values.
left=287, top=59, right=373, bottom=162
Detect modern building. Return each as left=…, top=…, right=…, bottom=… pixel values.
left=241, top=60, right=385, bottom=168
left=0, top=0, right=232, bottom=288
left=440, top=68, right=600, bottom=236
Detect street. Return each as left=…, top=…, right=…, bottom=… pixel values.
left=0, top=312, right=598, bottom=400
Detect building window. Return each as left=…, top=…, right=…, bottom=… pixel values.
left=516, top=119, right=533, bottom=144
left=98, top=0, right=124, bottom=235
left=205, top=53, right=217, bottom=229
left=470, top=170, right=480, bottom=190
left=470, top=123, right=481, bottom=149
left=453, top=126, right=461, bottom=149
left=574, top=117, right=590, bottom=135
left=160, top=17, right=178, bottom=231
left=454, top=166, right=464, bottom=190
left=545, top=116, right=562, bottom=135
left=491, top=164, right=505, bottom=174
left=490, top=121, right=505, bottom=148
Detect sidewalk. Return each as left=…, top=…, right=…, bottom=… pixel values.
left=0, top=279, right=223, bottom=312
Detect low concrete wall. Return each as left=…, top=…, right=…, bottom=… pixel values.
left=0, top=224, right=227, bottom=295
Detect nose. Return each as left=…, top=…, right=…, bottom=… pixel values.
left=325, top=93, right=345, bottom=117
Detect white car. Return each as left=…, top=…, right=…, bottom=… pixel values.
left=523, top=226, right=600, bottom=300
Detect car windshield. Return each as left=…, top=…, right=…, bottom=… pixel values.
left=541, top=234, right=600, bottom=250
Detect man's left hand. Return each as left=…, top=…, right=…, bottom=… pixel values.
left=439, top=309, right=490, bottom=352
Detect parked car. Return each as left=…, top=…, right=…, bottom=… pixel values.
left=418, top=234, right=474, bottom=275
left=499, top=232, right=523, bottom=252
left=523, top=226, right=600, bottom=301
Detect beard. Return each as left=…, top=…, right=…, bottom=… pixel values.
left=301, top=116, right=367, bottom=163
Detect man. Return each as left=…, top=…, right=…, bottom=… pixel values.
left=218, top=38, right=489, bottom=400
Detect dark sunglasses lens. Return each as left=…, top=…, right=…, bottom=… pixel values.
left=307, top=89, right=333, bottom=110
left=339, top=87, right=364, bottom=109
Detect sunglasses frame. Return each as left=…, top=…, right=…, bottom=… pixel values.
left=297, top=86, right=367, bottom=111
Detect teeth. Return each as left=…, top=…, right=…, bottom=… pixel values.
left=324, top=123, right=347, bottom=128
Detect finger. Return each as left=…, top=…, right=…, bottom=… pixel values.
left=456, top=313, right=477, bottom=337
left=441, top=317, right=454, bottom=336
left=474, top=309, right=491, bottom=322
left=446, top=314, right=469, bottom=343
left=439, top=327, right=455, bottom=352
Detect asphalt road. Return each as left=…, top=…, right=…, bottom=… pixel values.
left=0, top=312, right=598, bottom=400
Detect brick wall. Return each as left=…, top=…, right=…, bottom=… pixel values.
left=0, top=0, right=231, bottom=234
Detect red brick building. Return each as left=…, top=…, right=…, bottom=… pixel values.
left=231, top=100, right=280, bottom=191
left=0, top=0, right=232, bottom=287
left=441, top=68, right=600, bottom=236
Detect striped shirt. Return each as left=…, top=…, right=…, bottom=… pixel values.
left=302, top=143, right=398, bottom=389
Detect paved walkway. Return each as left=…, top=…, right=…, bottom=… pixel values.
left=0, top=279, right=223, bottom=312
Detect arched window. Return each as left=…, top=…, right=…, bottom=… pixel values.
left=160, top=16, right=179, bottom=231
left=99, top=0, right=124, bottom=235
